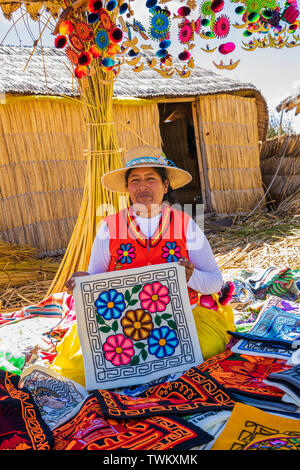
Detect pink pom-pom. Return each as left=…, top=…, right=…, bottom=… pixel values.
left=218, top=42, right=235, bottom=54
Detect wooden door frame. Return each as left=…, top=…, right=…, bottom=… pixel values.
left=192, top=99, right=213, bottom=212
left=157, top=96, right=211, bottom=212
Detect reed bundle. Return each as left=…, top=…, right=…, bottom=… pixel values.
left=276, top=188, right=300, bottom=215
left=0, top=240, right=61, bottom=310
left=48, top=65, right=126, bottom=294
left=0, top=280, right=53, bottom=312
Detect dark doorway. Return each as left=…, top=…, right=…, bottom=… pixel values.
left=158, top=101, right=202, bottom=207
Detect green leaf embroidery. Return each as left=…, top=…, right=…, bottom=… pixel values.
left=161, top=313, right=172, bottom=320
left=130, top=355, right=140, bottom=366
left=135, top=342, right=146, bottom=349
left=99, top=325, right=111, bottom=333
left=111, top=320, right=119, bottom=332
left=125, top=290, right=131, bottom=303
left=96, top=315, right=105, bottom=325
left=132, top=285, right=142, bottom=294
left=167, top=320, right=177, bottom=330
left=141, top=348, right=148, bottom=361
left=128, top=299, right=138, bottom=306
left=155, top=315, right=162, bottom=326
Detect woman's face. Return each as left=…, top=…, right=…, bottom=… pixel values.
left=126, top=167, right=169, bottom=212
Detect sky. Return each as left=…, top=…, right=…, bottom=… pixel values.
left=0, top=1, right=300, bottom=132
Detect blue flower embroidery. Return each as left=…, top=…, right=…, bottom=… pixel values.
left=162, top=241, right=181, bottom=262
left=148, top=326, right=178, bottom=358
left=117, top=243, right=136, bottom=264
left=95, top=289, right=126, bottom=320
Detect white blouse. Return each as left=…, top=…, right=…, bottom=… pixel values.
left=88, top=213, right=224, bottom=295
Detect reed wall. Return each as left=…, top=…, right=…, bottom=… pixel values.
left=0, top=92, right=265, bottom=253
left=260, top=134, right=300, bottom=202
left=196, top=94, right=265, bottom=214
left=0, top=95, right=161, bottom=254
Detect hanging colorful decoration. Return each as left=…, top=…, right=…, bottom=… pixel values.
left=1, top=1, right=300, bottom=76
left=0, top=0, right=285, bottom=76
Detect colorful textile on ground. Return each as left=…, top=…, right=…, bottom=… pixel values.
left=231, top=338, right=294, bottom=361
left=229, top=305, right=300, bottom=350
left=0, top=292, right=72, bottom=326
left=260, top=296, right=300, bottom=315
left=0, top=348, right=25, bottom=375
left=233, top=296, right=300, bottom=348
left=52, top=395, right=212, bottom=451
left=263, top=365, right=300, bottom=408
left=94, top=366, right=237, bottom=420
left=231, top=279, right=256, bottom=310
left=19, top=365, right=88, bottom=430
left=211, top=403, right=300, bottom=450
left=0, top=369, right=53, bottom=450
left=114, top=371, right=184, bottom=397
left=183, top=409, right=232, bottom=450
left=196, top=350, right=290, bottom=403
left=73, top=263, right=203, bottom=390
left=0, top=292, right=77, bottom=372
left=0, top=316, right=61, bottom=370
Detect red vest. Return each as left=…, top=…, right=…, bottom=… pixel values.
left=105, top=205, right=199, bottom=306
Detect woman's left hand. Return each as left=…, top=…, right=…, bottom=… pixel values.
left=178, top=258, right=195, bottom=283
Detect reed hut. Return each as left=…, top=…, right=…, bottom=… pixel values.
left=260, top=134, right=300, bottom=203
left=259, top=93, right=300, bottom=204
left=0, top=45, right=268, bottom=254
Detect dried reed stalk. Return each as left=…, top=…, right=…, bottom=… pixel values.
left=47, top=65, right=126, bottom=294
left=207, top=212, right=300, bottom=272
left=0, top=240, right=61, bottom=310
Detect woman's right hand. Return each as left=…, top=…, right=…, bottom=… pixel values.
left=65, top=271, right=89, bottom=293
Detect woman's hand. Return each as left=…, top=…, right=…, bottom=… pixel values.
left=178, top=258, right=195, bottom=283
left=65, top=271, right=89, bottom=293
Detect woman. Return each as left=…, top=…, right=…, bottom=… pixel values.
left=51, top=145, right=235, bottom=386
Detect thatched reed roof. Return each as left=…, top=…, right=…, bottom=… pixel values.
left=0, top=45, right=269, bottom=140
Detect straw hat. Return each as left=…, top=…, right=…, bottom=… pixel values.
left=101, top=145, right=192, bottom=193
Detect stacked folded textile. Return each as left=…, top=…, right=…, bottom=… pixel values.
left=0, top=265, right=299, bottom=451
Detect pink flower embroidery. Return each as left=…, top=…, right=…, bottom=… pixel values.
left=103, top=334, right=135, bottom=366
left=139, top=282, right=170, bottom=314
left=116, top=243, right=136, bottom=265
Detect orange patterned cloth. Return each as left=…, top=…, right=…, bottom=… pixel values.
left=212, top=402, right=300, bottom=450
left=53, top=395, right=212, bottom=450
left=0, top=370, right=53, bottom=450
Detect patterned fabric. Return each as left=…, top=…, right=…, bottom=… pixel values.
left=20, top=365, right=88, bottom=430
left=231, top=338, right=294, bottom=361
left=53, top=395, right=213, bottom=450
left=105, top=205, right=198, bottom=306
left=248, top=267, right=300, bottom=301
left=94, top=367, right=236, bottom=420
left=0, top=369, right=53, bottom=450
left=229, top=306, right=300, bottom=350
left=211, top=403, right=300, bottom=450
left=196, top=349, right=290, bottom=402
left=0, top=292, right=71, bottom=326
left=263, top=365, right=300, bottom=407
